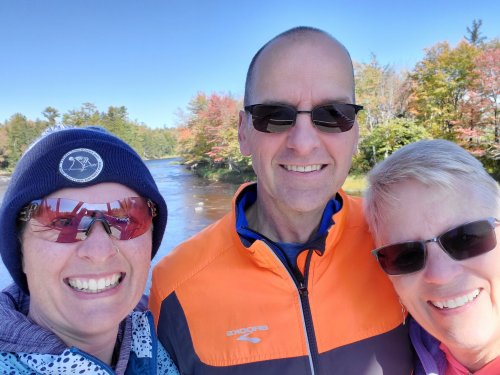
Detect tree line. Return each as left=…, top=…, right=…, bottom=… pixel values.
left=2, top=21, right=498, bottom=179
left=0, top=103, right=177, bottom=170
left=177, top=21, right=499, bottom=179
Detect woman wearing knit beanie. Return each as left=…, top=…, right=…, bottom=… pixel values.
left=0, top=126, right=179, bottom=374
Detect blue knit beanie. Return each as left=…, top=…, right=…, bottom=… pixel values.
left=0, top=126, right=168, bottom=294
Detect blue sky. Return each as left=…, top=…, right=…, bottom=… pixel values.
left=1, top=0, right=499, bottom=129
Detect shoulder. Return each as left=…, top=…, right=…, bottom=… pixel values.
left=151, top=211, right=237, bottom=297
left=157, top=341, right=180, bottom=374
left=127, top=311, right=179, bottom=374
left=0, top=352, right=34, bottom=374
left=130, top=311, right=154, bottom=355
left=330, top=191, right=372, bottom=247
left=0, top=283, right=29, bottom=312
left=338, top=190, right=367, bottom=225
left=0, top=349, right=112, bottom=374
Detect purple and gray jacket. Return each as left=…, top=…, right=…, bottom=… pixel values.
left=410, top=317, right=448, bottom=375
left=0, top=283, right=179, bottom=374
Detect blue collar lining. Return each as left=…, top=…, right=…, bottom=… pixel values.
left=235, top=184, right=342, bottom=269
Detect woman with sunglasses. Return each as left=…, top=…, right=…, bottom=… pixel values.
left=0, top=126, right=179, bottom=374
left=364, top=139, right=500, bottom=374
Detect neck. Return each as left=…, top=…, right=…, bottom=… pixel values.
left=246, top=198, right=323, bottom=243
left=445, top=343, right=500, bottom=373
left=64, top=332, right=118, bottom=366
left=28, top=311, right=119, bottom=365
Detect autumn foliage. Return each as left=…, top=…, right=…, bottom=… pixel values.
left=0, top=104, right=177, bottom=171
left=1, top=27, right=498, bottom=179
left=176, top=93, right=251, bottom=173
left=176, top=37, right=498, bottom=179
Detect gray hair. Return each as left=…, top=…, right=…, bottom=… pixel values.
left=243, top=26, right=355, bottom=107
left=364, top=139, right=500, bottom=243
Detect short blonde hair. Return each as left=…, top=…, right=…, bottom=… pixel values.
left=364, top=139, right=500, bottom=243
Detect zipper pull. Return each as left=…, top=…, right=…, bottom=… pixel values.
left=299, top=282, right=308, bottom=296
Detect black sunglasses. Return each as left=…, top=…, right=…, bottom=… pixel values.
left=372, top=218, right=500, bottom=275
left=244, top=102, right=363, bottom=133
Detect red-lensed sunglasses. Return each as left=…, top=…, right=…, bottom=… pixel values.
left=19, top=197, right=157, bottom=243
left=372, top=218, right=500, bottom=275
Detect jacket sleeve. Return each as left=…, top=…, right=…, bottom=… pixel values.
left=148, top=267, right=162, bottom=328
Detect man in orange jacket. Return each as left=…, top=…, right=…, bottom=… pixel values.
left=150, top=26, right=413, bottom=374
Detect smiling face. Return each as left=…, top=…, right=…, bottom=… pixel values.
left=239, top=33, right=359, bottom=222
left=378, top=180, right=500, bottom=367
left=22, top=182, right=152, bottom=344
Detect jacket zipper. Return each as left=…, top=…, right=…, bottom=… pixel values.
left=274, top=247, right=318, bottom=375
left=243, top=228, right=320, bottom=375
left=298, top=250, right=319, bottom=375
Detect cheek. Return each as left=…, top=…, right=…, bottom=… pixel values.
left=22, top=239, right=49, bottom=277
left=128, top=239, right=153, bottom=277
left=325, top=134, right=357, bottom=162
left=473, top=252, right=500, bottom=290
left=22, top=242, right=67, bottom=295
left=390, top=276, right=418, bottom=306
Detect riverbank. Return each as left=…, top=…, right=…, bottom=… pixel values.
left=0, top=174, right=10, bottom=191
left=192, top=166, right=256, bottom=184
left=190, top=164, right=367, bottom=196
left=0, top=171, right=10, bottom=180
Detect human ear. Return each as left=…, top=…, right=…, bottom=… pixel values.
left=238, top=110, right=252, bottom=156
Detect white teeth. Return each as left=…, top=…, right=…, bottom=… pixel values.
left=285, top=164, right=322, bottom=173
left=67, top=274, right=122, bottom=293
left=433, top=301, right=444, bottom=309
left=431, top=289, right=480, bottom=309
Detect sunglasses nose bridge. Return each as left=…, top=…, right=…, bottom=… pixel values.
left=295, top=109, right=314, bottom=125
left=423, top=237, right=439, bottom=245
left=420, top=237, right=465, bottom=282
left=424, top=236, right=455, bottom=259
left=423, top=237, right=446, bottom=255
left=83, top=212, right=113, bottom=238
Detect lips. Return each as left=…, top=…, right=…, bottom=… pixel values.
left=66, top=273, right=124, bottom=293
left=430, top=289, right=480, bottom=309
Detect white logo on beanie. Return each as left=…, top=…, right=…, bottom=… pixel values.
left=59, top=148, right=104, bottom=183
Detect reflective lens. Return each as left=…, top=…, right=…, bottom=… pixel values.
left=372, top=218, right=499, bottom=275
left=20, top=197, right=156, bottom=243
left=373, top=242, right=427, bottom=275
left=440, top=219, right=497, bottom=260
left=244, top=103, right=363, bottom=133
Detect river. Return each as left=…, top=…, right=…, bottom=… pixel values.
left=0, top=158, right=240, bottom=292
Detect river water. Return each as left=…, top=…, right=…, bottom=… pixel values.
left=0, top=158, right=240, bottom=292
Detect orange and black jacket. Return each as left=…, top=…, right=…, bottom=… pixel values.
left=150, top=183, right=413, bottom=374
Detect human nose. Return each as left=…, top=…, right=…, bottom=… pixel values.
left=76, top=221, right=117, bottom=262
left=421, top=242, right=462, bottom=284
left=286, top=111, right=321, bottom=154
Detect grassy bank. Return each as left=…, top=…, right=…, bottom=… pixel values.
left=341, top=175, right=367, bottom=196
